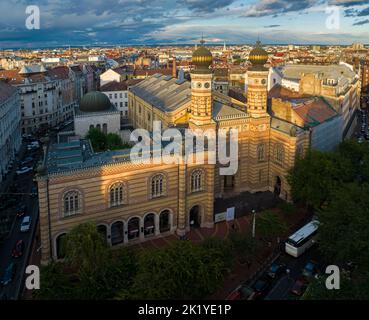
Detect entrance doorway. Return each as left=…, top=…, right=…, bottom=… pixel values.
left=189, top=205, right=201, bottom=228
left=274, top=176, right=282, bottom=196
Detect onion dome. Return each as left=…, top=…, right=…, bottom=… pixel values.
left=249, top=40, right=268, bottom=70
left=192, top=39, right=213, bottom=73
left=79, top=91, right=112, bottom=112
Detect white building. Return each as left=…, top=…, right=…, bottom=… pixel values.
left=99, top=67, right=131, bottom=86
left=74, top=91, right=120, bottom=138
left=100, top=79, right=143, bottom=119
left=0, top=64, right=76, bottom=134
left=0, top=81, right=21, bottom=181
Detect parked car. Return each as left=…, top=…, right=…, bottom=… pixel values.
left=267, top=263, right=286, bottom=279
left=16, top=204, right=26, bottom=217
left=238, top=285, right=256, bottom=300
left=226, top=287, right=243, bottom=300
left=12, top=240, right=25, bottom=258
left=302, top=261, right=318, bottom=278
left=31, top=186, right=38, bottom=198
left=16, top=167, right=32, bottom=175
left=252, top=278, right=271, bottom=299
left=20, top=216, right=31, bottom=232
left=290, top=278, right=307, bottom=296
left=1, top=263, right=16, bottom=286
left=227, top=285, right=256, bottom=300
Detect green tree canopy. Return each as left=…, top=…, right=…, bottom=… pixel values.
left=64, top=222, right=109, bottom=273
left=317, top=183, right=369, bottom=268
left=256, top=211, right=287, bottom=240
left=86, top=127, right=107, bottom=152
left=130, top=240, right=231, bottom=299
left=287, top=150, right=353, bottom=209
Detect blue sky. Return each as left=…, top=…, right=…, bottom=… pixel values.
left=1, top=0, right=369, bottom=48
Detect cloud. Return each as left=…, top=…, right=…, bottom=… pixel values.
left=241, top=0, right=318, bottom=17
left=357, top=6, right=369, bottom=16
left=353, top=18, right=369, bottom=25
left=328, top=0, right=369, bottom=7
left=0, top=0, right=368, bottom=47
left=179, top=0, right=235, bottom=12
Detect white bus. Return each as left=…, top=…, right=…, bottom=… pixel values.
left=285, top=220, right=319, bottom=258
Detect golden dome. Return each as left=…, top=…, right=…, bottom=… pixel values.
left=249, top=40, right=268, bottom=69
left=192, top=40, right=213, bottom=72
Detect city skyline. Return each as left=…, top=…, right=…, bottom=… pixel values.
left=1, top=0, right=369, bottom=48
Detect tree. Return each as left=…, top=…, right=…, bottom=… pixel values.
left=201, top=237, right=235, bottom=271
left=256, top=210, right=287, bottom=241
left=130, top=240, right=230, bottom=299
left=106, top=133, right=124, bottom=150
left=303, top=270, right=369, bottom=300
left=317, top=183, right=369, bottom=269
left=86, top=128, right=107, bottom=151
left=64, top=222, right=109, bottom=273
left=287, top=150, right=352, bottom=209
left=228, top=232, right=258, bottom=264
left=35, top=262, right=74, bottom=300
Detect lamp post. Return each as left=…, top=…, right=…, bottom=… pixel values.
left=252, top=209, right=256, bottom=238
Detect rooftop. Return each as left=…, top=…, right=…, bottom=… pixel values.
left=129, top=73, right=191, bottom=113
left=274, top=63, right=357, bottom=82
left=100, top=79, right=143, bottom=92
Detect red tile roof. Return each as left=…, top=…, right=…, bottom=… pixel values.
left=294, top=98, right=337, bottom=125
left=268, top=84, right=307, bottom=99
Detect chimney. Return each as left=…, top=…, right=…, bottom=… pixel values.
left=172, top=55, right=177, bottom=78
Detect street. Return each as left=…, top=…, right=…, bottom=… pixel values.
left=0, top=141, right=41, bottom=300
left=264, top=246, right=324, bottom=300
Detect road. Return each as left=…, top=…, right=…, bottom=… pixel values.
left=264, top=246, right=324, bottom=300
left=0, top=144, right=41, bottom=300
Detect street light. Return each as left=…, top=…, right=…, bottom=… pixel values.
left=252, top=209, right=256, bottom=238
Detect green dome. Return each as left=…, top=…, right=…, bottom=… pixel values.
left=249, top=40, right=268, bottom=69
left=79, top=91, right=112, bottom=112
left=192, top=40, right=213, bottom=71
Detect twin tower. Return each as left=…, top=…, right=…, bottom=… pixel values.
left=189, top=39, right=269, bottom=127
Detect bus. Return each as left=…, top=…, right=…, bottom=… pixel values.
left=285, top=220, right=319, bottom=258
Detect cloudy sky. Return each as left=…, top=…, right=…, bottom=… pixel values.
left=1, top=0, right=369, bottom=48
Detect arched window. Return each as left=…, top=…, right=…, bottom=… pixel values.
left=109, top=182, right=124, bottom=207
left=275, top=144, right=284, bottom=164
left=63, top=190, right=81, bottom=217
left=103, top=123, right=107, bottom=135
left=111, top=221, right=124, bottom=246
left=257, top=143, right=265, bottom=162
left=191, top=169, right=203, bottom=192
left=151, top=174, right=165, bottom=198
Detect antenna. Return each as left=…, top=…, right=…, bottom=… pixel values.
left=200, top=33, right=205, bottom=45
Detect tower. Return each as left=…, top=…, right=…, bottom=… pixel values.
left=247, top=40, right=269, bottom=117
left=190, top=39, right=213, bottom=126
left=172, top=54, right=177, bottom=78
